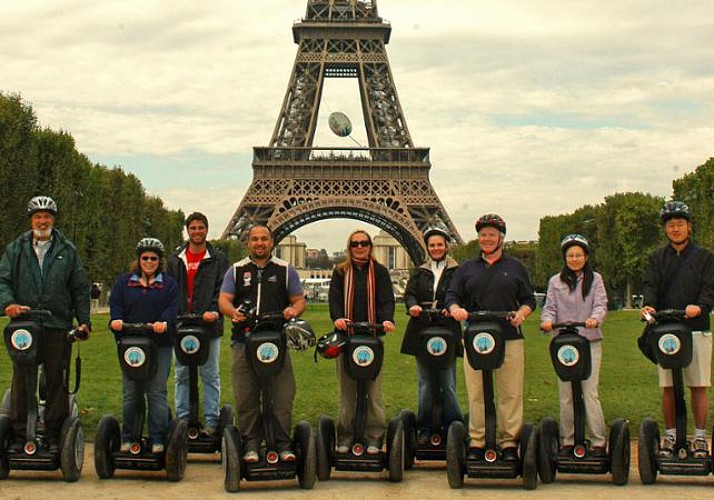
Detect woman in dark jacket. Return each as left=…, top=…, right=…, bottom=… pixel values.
left=109, top=238, right=178, bottom=454
left=401, top=227, right=463, bottom=444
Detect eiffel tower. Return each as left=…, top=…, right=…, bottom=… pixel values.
left=222, top=0, right=462, bottom=263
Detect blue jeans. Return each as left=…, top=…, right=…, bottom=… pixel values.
left=175, top=336, right=221, bottom=428
left=122, top=346, right=172, bottom=445
left=416, top=358, right=463, bottom=437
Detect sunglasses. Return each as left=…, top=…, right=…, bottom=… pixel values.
left=141, top=256, right=159, bottom=262
left=350, top=240, right=371, bottom=248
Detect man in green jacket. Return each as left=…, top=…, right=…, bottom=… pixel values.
left=0, top=196, right=91, bottom=453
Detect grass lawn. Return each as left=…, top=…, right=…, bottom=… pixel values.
left=1, top=305, right=711, bottom=440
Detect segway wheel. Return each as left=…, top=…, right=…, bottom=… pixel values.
left=166, top=418, right=188, bottom=482
left=222, top=425, right=242, bottom=492
left=218, top=404, right=234, bottom=437
left=59, top=416, right=84, bottom=482
left=609, top=418, right=630, bottom=486
left=294, top=421, right=317, bottom=489
left=520, top=422, right=538, bottom=490
left=316, top=415, right=334, bottom=481
left=446, top=421, right=466, bottom=489
left=536, top=416, right=559, bottom=484
left=638, top=417, right=659, bottom=485
left=0, top=415, right=11, bottom=479
left=398, top=409, right=417, bottom=470
left=387, top=418, right=405, bottom=483
left=68, top=393, right=79, bottom=419
left=0, top=389, right=10, bottom=417
left=94, top=415, right=120, bottom=479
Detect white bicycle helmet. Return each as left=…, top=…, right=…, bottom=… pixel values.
left=27, top=196, right=57, bottom=216
left=135, top=237, right=165, bottom=257
left=284, top=319, right=316, bottom=351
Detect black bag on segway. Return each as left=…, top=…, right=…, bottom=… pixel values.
left=418, top=324, right=457, bottom=370
left=344, top=335, right=384, bottom=380
left=4, top=319, right=43, bottom=366
left=244, top=326, right=287, bottom=377
left=637, top=323, right=657, bottom=365
left=463, top=321, right=506, bottom=371
left=549, top=331, right=592, bottom=381
left=647, top=321, right=692, bottom=370
left=118, top=336, right=159, bottom=381
left=174, top=320, right=210, bottom=367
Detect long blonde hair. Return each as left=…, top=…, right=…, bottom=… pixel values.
left=336, top=229, right=380, bottom=273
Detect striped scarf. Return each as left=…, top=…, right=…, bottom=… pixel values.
left=344, top=259, right=376, bottom=323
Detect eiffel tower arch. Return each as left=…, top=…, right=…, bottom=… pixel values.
left=222, top=0, right=462, bottom=264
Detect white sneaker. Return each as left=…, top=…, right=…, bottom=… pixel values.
left=151, top=443, right=164, bottom=454
left=120, top=442, right=131, bottom=452
left=659, top=434, right=676, bottom=458
left=335, top=444, right=349, bottom=454
left=243, top=450, right=259, bottom=463
left=366, top=445, right=381, bottom=455
left=279, top=450, right=297, bottom=462
left=691, top=437, right=709, bottom=458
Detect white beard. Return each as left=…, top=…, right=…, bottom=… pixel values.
left=33, top=228, right=52, bottom=240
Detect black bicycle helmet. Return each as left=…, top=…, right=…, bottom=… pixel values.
left=27, top=196, right=57, bottom=216
left=423, top=227, right=451, bottom=245
left=475, top=213, right=506, bottom=235
left=135, top=237, right=165, bottom=257
left=660, top=201, right=692, bottom=223
left=561, top=234, right=590, bottom=254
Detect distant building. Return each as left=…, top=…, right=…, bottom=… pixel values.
left=275, top=234, right=306, bottom=269
left=373, top=230, right=411, bottom=271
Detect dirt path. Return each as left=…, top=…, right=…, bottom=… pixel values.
left=2, top=445, right=713, bottom=499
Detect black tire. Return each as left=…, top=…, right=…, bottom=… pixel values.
left=0, top=390, right=10, bottom=417
left=388, top=418, right=405, bottom=482
left=166, top=418, right=188, bottom=482
left=638, top=417, right=658, bottom=485
left=94, top=415, right=120, bottom=479
left=536, top=416, right=559, bottom=484
left=59, top=416, right=84, bottom=482
left=521, top=422, right=538, bottom=491
left=222, top=425, right=242, bottom=492
left=68, top=393, right=79, bottom=419
left=609, top=418, right=630, bottom=486
left=316, top=415, right=334, bottom=481
left=446, top=421, right=465, bottom=489
left=218, top=404, right=234, bottom=437
left=399, top=409, right=417, bottom=470
left=0, top=415, right=11, bottom=479
left=294, top=421, right=317, bottom=489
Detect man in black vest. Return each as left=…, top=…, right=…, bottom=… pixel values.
left=642, top=201, right=714, bottom=459
left=218, top=225, right=306, bottom=463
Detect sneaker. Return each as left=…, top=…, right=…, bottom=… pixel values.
left=120, top=442, right=131, bottom=452
left=279, top=450, right=297, bottom=462
left=366, top=445, right=381, bottom=455
left=335, top=444, right=350, bottom=454
left=151, top=443, right=164, bottom=454
left=243, top=450, right=259, bottom=463
left=691, top=437, right=709, bottom=458
left=467, top=447, right=484, bottom=461
left=200, top=426, right=217, bottom=437
left=659, top=434, right=676, bottom=459
left=502, top=447, right=519, bottom=462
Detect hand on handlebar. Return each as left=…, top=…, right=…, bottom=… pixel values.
left=202, top=311, right=219, bottom=323
left=584, top=318, right=598, bottom=329
left=382, top=320, right=395, bottom=333
left=685, top=305, right=702, bottom=319
left=509, top=311, right=525, bottom=328
left=152, top=322, right=167, bottom=334
left=4, top=304, right=30, bottom=318
left=540, top=320, right=553, bottom=332
left=283, top=306, right=298, bottom=320
left=408, top=305, right=422, bottom=317
left=334, top=318, right=348, bottom=331
left=110, top=319, right=123, bottom=331
left=450, top=307, right=468, bottom=322
left=640, top=306, right=656, bottom=320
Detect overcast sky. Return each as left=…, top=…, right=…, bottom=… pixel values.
left=3, top=0, right=713, bottom=252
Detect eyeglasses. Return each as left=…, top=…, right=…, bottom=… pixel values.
left=141, top=256, right=159, bottom=262
left=350, top=240, right=371, bottom=248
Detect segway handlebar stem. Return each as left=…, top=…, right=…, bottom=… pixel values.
left=644, top=309, right=687, bottom=324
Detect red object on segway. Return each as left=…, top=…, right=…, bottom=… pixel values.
left=0, top=309, right=86, bottom=482
left=637, top=310, right=713, bottom=484
left=446, top=311, right=538, bottom=490
left=316, top=321, right=406, bottom=482
left=536, top=321, right=630, bottom=485
left=94, top=322, right=188, bottom=481
left=222, top=310, right=316, bottom=492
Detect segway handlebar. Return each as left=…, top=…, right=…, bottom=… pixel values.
left=177, top=313, right=204, bottom=322
left=643, top=309, right=687, bottom=324
left=466, top=310, right=515, bottom=321
left=345, top=321, right=385, bottom=336
left=16, top=308, right=52, bottom=319
left=113, top=322, right=155, bottom=332
left=67, top=327, right=89, bottom=342
left=551, top=321, right=587, bottom=329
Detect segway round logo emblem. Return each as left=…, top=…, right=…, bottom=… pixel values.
left=472, top=332, right=496, bottom=355
left=10, top=329, right=33, bottom=351
left=180, top=335, right=200, bottom=355
left=658, top=334, right=681, bottom=355
left=257, top=342, right=279, bottom=363
left=426, top=336, right=447, bottom=356
left=124, top=347, right=146, bottom=367
left=557, top=345, right=580, bottom=367
left=352, top=346, right=375, bottom=367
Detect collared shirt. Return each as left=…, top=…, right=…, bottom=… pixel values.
left=429, top=259, right=446, bottom=301
left=540, top=272, right=608, bottom=341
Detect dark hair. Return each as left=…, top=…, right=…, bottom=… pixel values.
left=185, top=212, right=209, bottom=229
left=559, top=260, right=594, bottom=299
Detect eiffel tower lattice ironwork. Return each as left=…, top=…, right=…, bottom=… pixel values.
left=222, top=0, right=462, bottom=263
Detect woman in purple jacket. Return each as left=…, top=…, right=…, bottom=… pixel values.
left=540, top=234, right=608, bottom=455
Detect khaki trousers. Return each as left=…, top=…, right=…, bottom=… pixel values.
left=336, top=355, right=386, bottom=447
left=464, top=339, right=524, bottom=449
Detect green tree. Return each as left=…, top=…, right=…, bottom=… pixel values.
left=673, top=157, right=714, bottom=251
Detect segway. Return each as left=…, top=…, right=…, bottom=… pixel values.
left=222, top=310, right=316, bottom=492
left=174, top=314, right=233, bottom=455
left=316, top=321, right=405, bottom=482
left=94, top=322, right=188, bottom=481
left=0, top=309, right=86, bottom=481
left=446, top=311, right=538, bottom=490
left=638, top=309, right=713, bottom=483
left=537, top=321, right=630, bottom=485
left=400, top=305, right=461, bottom=465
